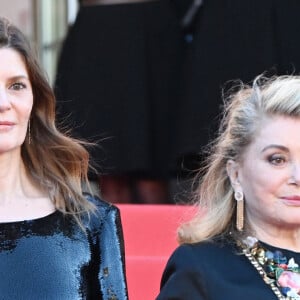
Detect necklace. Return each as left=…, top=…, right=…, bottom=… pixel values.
left=240, top=237, right=300, bottom=300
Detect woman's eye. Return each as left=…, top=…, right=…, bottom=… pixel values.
left=10, top=82, right=26, bottom=90
left=268, top=155, right=286, bottom=165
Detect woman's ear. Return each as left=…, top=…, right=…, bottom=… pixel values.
left=226, top=159, right=241, bottom=188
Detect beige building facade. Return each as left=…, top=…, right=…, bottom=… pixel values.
left=0, top=0, right=76, bottom=85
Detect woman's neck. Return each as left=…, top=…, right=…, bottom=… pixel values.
left=0, top=151, right=25, bottom=199
left=250, top=221, right=300, bottom=253
left=0, top=152, right=55, bottom=222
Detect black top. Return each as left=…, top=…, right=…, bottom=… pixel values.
left=157, top=238, right=300, bottom=299
left=0, top=195, right=128, bottom=300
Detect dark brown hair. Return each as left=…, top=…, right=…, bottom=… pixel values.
left=0, top=17, right=95, bottom=220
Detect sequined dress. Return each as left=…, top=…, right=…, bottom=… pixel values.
left=0, top=195, right=128, bottom=300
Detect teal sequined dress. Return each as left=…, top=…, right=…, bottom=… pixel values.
left=0, top=195, right=128, bottom=300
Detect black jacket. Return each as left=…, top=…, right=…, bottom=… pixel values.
left=156, top=238, right=299, bottom=299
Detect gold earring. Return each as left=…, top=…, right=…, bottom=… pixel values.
left=28, top=120, right=32, bottom=144
left=234, top=191, right=244, bottom=231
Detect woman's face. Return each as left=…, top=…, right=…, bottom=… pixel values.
left=228, top=115, right=300, bottom=231
left=0, top=48, right=33, bottom=155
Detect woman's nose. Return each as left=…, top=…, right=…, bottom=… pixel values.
left=289, top=164, right=300, bottom=185
left=0, top=88, right=11, bottom=111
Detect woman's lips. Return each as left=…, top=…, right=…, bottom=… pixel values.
left=281, top=196, right=300, bottom=206
left=0, top=121, right=14, bottom=131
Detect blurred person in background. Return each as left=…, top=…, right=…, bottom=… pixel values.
left=172, top=0, right=300, bottom=186
left=55, top=0, right=183, bottom=204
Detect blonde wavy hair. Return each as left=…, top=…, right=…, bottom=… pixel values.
left=179, top=74, right=300, bottom=244
left=0, top=17, right=95, bottom=222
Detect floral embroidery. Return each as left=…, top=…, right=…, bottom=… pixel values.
left=241, top=237, right=300, bottom=300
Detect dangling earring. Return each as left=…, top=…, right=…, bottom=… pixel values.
left=234, top=191, right=244, bottom=231
left=28, top=120, right=32, bottom=144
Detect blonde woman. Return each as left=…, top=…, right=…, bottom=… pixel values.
left=0, top=17, right=127, bottom=299
left=157, top=75, right=300, bottom=299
